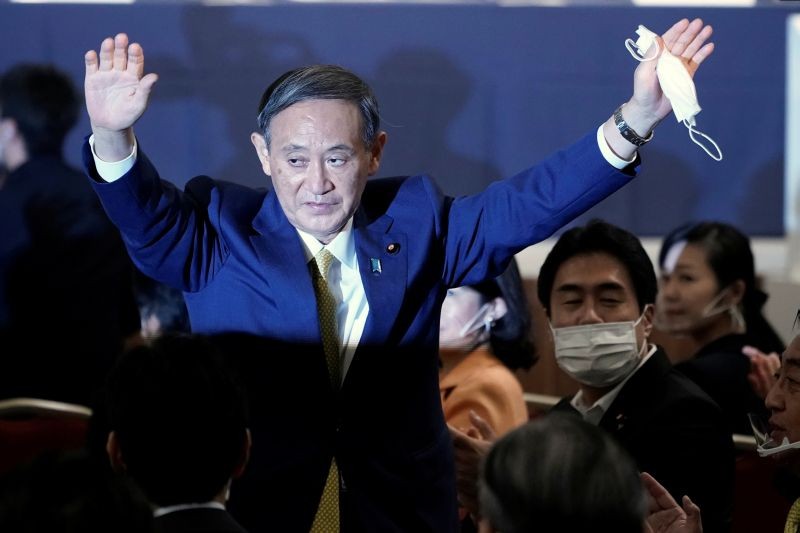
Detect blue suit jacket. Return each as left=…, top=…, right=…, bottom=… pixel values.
left=85, top=131, right=635, bottom=532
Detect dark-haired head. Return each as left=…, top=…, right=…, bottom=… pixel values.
left=479, top=414, right=645, bottom=533
left=0, top=64, right=79, bottom=157
left=105, top=333, right=250, bottom=507
left=469, top=259, right=537, bottom=370
left=537, top=219, right=657, bottom=315
left=657, top=221, right=784, bottom=353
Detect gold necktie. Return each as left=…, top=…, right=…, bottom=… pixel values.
left=309, top=248, right=340, bottom=533
left=786, top=498, right=800, bottom=533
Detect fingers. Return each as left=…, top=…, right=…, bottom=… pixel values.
left=96, top=33, right=135, bottom=73
left=660, top=18, right=690, bottom=50
left=127, top=42, right=146, bottom=79
left=641, top=472, right=679, bottom=512
left=98, top=36, right=114, bottom=71
left=669, top=18, right=704, bottom=57
left=113, top=33, right=129, bottom=71
left=681, top=24, right=713, bottom=61
left=683, top=495, right=704, bottom=532
left=84, top=50, right=98, bottom=76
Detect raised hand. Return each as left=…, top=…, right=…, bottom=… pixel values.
left=630, top=18, right=715, bottom=128
left=85, top=33, right=158, bottom=161
left=642, top=472, right=703, bottom=533
left=743, top=345, right=781, bottom=399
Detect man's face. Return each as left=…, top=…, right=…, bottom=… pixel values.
left=765, top=335, right=800, bottom=454
left=251, top=99, right=386, bottom=244
left=549, top=252, right=652, bottom=348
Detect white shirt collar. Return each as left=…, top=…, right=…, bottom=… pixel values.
left=571, top=343, right=658, bottom=422
left=153, top=501, right=226, bottom=518
left=295, top=218, right=357, bottom=270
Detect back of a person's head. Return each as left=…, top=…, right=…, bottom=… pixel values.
left=537, top=219, right=657, bottom=314
left=105, top=333, right=249, bottom=507
left=470, top=258, right=537, bottom=370
left=0, top=450, right=154, bottom=533
left=0, top=63, right=79, bottom=156
left=659, top=220, right=784, bottom=352
left=480, top=414, right=645, bottom=533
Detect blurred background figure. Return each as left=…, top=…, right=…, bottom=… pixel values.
left=133, top=269, right=190, bottom=340
left=0, top=63, right=140, bottom=406
left=439, top=258, right=536, bottom=437
left=655, top=221, right=785, bottom=434
left=103, top=334, right=251, bottom=533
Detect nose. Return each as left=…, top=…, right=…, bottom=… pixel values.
left=305, top=160, right=332, bottom=196
left=765, top=379, right=784, bottom=412
left=576, top=303, right=603, bottom=326
left=659, top=276, right=679, bottom=301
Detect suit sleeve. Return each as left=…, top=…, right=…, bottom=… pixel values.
left=83, top=140, right=229, bottom=292
left=438, top=131, right=637, bottom=288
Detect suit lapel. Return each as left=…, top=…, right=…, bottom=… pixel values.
left=249, top=192, right=319, bottom=342
left=353, top=209, right=407, bottom=360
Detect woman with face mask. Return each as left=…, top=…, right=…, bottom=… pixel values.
left=439, top=259, right=536, bottom=437
left=655, top=221, right=785, bottom=434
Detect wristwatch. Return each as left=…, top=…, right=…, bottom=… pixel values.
left=614, top=104, right=653, bottom=147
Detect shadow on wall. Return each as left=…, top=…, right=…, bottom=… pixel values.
left=371, top=47, right=500, bottom=197
left=147, top=6, right=317, bottom=189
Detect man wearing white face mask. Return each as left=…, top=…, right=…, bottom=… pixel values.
left=539, top=220, right=734, bottom=533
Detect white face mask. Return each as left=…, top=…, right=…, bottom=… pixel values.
left=551, top=308, right=650, bottom=388
left=458, top=302, right=494, bottom=338
left=749, top=413, right=800, bottom=458
left=625, top=25, right=722, bottom=161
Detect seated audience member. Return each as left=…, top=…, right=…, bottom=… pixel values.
left=655, top=221, right=785, bottom=434
left=0, top=63, right=140, bottom=405
left=755, top=332, right=800, bottom=533
left=104, top=334, right=251, bottom=533
left=0, top=450, right=154, bottom=533
left=452, top=220, right=734, bottom=533
left=478, top=414, right=702, bottom=533
left=439, top=258, right=535, bottom=436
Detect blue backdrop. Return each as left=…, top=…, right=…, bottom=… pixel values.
left=0, top=4, right=796, bottom=235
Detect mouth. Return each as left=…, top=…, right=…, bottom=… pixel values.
left=303, top=201, right=338, bottom=213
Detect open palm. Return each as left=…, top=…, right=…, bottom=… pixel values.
left=85, top=33, right=157, bottom=133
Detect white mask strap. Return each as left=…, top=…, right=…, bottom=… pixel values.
left=459, top=303, right=493, bottom=338
left=685, top=120, right=723, bottom=161
left=625, top=38, right=660, bottom=62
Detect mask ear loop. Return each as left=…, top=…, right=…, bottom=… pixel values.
left=685, top=120, right=723, bottom=161
left=625, top=38, right=660, bottom=62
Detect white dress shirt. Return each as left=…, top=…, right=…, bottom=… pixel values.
left=570, top=344, right=657, bottom=426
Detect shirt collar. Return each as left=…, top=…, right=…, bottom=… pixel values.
left=295, top=218, right=357, bottom=270
left=153, top=501, right=226, bottom=518
left=571, top=343, right=658, bottom=418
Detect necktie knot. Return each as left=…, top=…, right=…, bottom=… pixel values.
left=314, top=248, right=336, bottom=281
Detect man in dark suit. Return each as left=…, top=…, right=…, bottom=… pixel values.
left=538, top=220, right=734, bottom=532
left=81, top=21, right=715, bottom=532
left=0, top=64, right=140, bottom=405
left=104, top=334, right=250, bottom=533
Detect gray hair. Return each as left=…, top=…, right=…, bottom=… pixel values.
left=256, top=65, right=380, bottom=150
left=479, top=414, right=647, bottom=533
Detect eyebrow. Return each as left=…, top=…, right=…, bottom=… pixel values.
left=783, top=358, right=800, bottom=370
left=279, top=143, right=356, bottom=154
left=554, top=282, right=626, bottom=294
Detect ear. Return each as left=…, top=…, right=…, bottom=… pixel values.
left=106, top=431, right=127, bottom=473
left=641, top=303, right=655, bottom=340
left=232, top=428, right=252, bottom=479
left=728, top=279, right=746, bottom=306
left=488, top=296, right=508, bottom=322
left=250, top=132, right=272, bottom=177
left=367, top=131, right=387, bottom=176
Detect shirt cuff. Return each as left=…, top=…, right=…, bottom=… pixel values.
left=596, top=124, right=636, bottom=170
left=88, top=134, right=137, bottom=183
